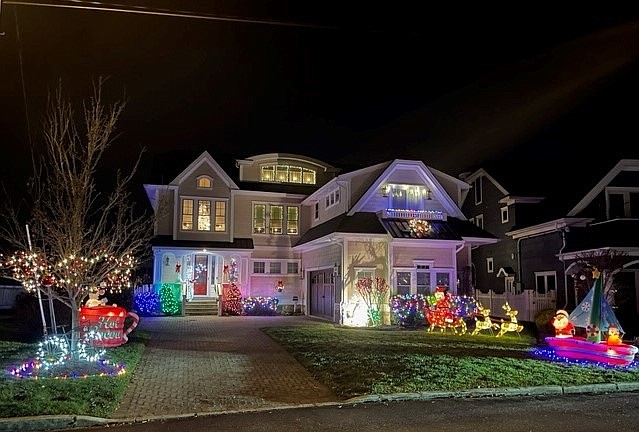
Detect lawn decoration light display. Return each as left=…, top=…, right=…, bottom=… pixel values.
left=355, top=277, right=389, bottom=326
left=545, top=269, right=638, bottom=366
left=471, top=303, right=499, bottom=336
left=424, top=287, right=476, bottom=335
left=242, top=296, right=278, bottom=315
left=390, top=294, right=427, bottom=328
left=495, top=302, right=524, bottom=337
left=1, top=249, right=138, bottom=379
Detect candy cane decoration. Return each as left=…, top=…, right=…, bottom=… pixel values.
left=122, top=311, right=140, bottom=343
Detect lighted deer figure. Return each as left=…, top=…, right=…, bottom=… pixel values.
left=496, top=302, right=524, bottom=337
left=471, top=303, right=499, bottom=336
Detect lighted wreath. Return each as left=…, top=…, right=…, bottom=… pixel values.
left=409, top=219, right=431, bottom=238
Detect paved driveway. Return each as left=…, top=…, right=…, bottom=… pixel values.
left=112, top=315, right=339, bottom=420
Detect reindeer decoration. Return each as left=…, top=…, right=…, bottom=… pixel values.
left=471, top=303, right=499, bottom=336
left=496, top=302, right=524, bottom=337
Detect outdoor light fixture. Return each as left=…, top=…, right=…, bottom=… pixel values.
left=381, top=184, right=389, bottom=197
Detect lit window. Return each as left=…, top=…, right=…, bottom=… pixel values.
left=259, top=164, right=316, bottom=185
left=253, top=204, right=266, bottom=234
left=270, top=205, right=283, bottom=235
left=302, top=168, right=316, bottom=185
left=215, top=201, right=226, bottom=232
left=181, top=199, right=194, bottom=230
left=197, top=200, right=211, bottom=231
left=388, top=185, right=424, bottom=211
left=289, top=166, right=302, bottom=183
left=287, top=206, right=299, bottom=235
left=260, top=166, right=275, bottom=182
left=197, top=176, right=212, bottom=189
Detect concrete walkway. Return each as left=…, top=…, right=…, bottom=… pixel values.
left=112, top=315, right=340, bottom=420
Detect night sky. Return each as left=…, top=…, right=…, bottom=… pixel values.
left=2, top=2, right=639, bottom=193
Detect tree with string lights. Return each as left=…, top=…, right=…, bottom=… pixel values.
left=0, top=77, right=158, bottom=358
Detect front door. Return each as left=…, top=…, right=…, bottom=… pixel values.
left=193, top=255, right=209, bottom=296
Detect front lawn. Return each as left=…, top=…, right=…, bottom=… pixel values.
left=262, top=324, right=639, bottom=399
left=0, top=332, right=146, bottom=418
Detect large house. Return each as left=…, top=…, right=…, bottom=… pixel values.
left=461, top=159, right=639, bottom=336
left=143, top=151, right=497, bottom=325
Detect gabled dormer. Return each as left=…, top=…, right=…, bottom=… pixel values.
left=144, top=151, right=239, bottom=241
left=568, top=159, right=639, bottom=221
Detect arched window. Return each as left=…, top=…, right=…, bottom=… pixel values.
left=197, top=176, right=212, bottom=189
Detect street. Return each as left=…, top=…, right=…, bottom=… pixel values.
left=66, top=392, right=639, bottom=432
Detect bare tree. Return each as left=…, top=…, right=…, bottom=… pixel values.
left=0, top=77, right=155, bottom=355
left=570, top=249, right=629, bottom=306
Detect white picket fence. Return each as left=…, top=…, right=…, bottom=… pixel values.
left=474, top=289, right=556, bottom=322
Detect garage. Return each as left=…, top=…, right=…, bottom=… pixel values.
left=309, top=269, right=334, bottom=320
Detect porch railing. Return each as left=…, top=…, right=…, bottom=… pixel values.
left=474, top=289, right=556, bottom=322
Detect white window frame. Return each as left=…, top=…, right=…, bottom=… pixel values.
left=501, top=206, right=509, bottom=224
left=287, top=262, right=299, bottom=274
left=534, top=271, right=557, bottom=295
left=475, top=214, right=484, bottom=230
left=486, top=257, right=494, bottom=274
left=474, top=176, right=483, bottom=205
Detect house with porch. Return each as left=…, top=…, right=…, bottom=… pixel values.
left=143, top=151, right=497, bottom=324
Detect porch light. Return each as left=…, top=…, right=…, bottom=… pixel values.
left=381, top=184, right=390, bottom=197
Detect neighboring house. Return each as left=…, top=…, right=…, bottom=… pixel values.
left=0, top=276, right=26, bottom=310
left=461, top=159, right=639, bottom=336
left=143, top=152, right=497, bottom=324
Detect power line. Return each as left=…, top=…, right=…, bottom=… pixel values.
left=2, top=0, right=336, bottom=30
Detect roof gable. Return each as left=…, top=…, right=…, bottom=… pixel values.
left=568, top=159, right=639, bottom=216
left=348, top=159, right=466, bottom=218
left=170, top=151, right=239, bottom=189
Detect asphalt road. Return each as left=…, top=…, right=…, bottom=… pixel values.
left=62, top=392, right=639, bottom=432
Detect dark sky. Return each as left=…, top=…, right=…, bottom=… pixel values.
left=2, top=1, right=639, bottom=192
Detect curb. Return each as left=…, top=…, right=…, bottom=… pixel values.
left=3, top=383, right=639, bottom=432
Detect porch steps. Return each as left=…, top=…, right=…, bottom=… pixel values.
left=183, top=299, right=219, bottom=316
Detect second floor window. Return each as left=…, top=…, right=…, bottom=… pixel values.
left=260, top=164, right=316, bottom=185
left=253, top=203, right=299, bottom=235
left=474, top=176, right=483, bottom=205
left=287, top=206, right=299, bottom=235
left=181, top=198, right=226, bottom=232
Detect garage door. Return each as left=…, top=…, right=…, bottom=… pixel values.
left=310, top=269, right=334, bottom=319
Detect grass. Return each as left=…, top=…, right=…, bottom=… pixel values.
left=1, top=318, right=638, bottom=418
left=261, top=324, right=639, bottom=399
left=0, top=330, right=147, bottom=418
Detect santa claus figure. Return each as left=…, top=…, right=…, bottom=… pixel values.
left=607, top=325, right=623, bottom=345
left=551, top=309, right=575, bottom=338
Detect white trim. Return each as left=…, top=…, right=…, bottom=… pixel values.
left=506, top=218, right=592, bottom=239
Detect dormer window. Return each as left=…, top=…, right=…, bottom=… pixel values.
left=260, top=164, right=316, bottom=185
left=197, top=176, right=212, bottom=189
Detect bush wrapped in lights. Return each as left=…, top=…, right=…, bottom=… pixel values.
left=159, top=283, right=181, bottom=315
left=242, top=296, right=279, bottom=315
left=390, top=294, right=428, bottom=328
left=134, top=291, right=160, bottom=315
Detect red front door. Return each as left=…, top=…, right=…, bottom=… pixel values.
left=193, top=255, right=209, bottom=296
